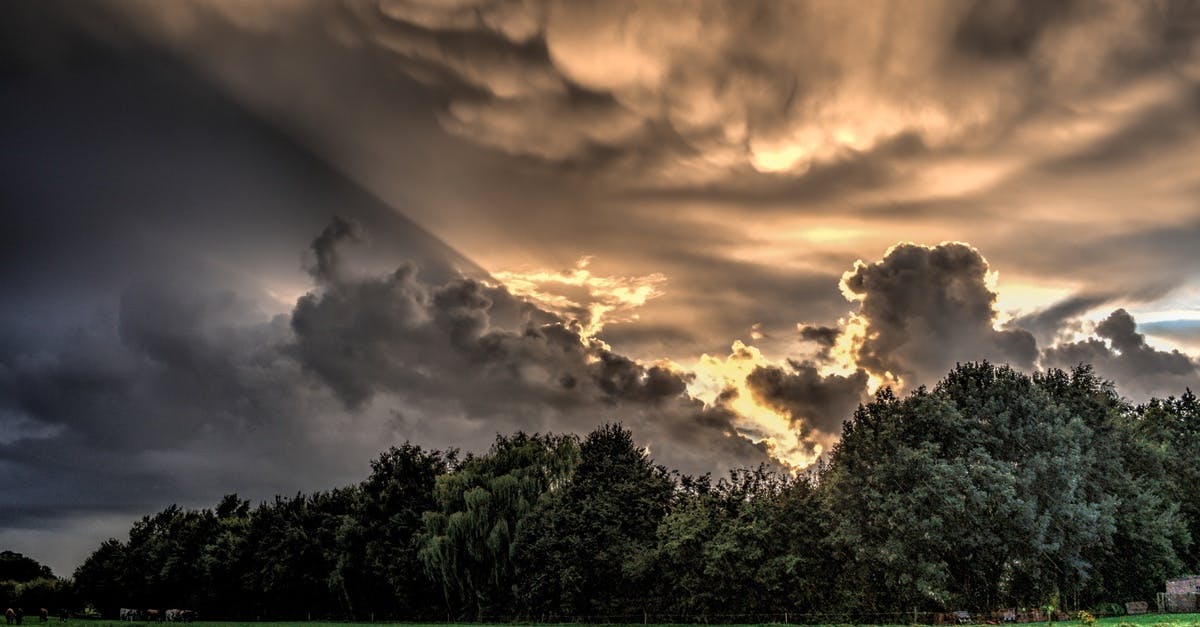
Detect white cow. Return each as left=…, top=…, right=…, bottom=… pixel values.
left=165, top=609, right=195, bottom=622
left=119, top=608, right=141, bottom=622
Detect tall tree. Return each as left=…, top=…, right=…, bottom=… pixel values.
left=333, top=444, right=451, bottom=619
left=418, top=432, right=579, bottom=620
left=515, top=424, right=674, bottom=619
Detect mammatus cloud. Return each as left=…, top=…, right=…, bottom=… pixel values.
left=1042, top=308, right=1200, bottom=400
left=337, top=0, right=1200, bottom=186
left=103, top=0, right=1200, bottom=189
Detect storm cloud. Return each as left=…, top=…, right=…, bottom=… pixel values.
left=319, top=0, right=1200, bottom=187
left=0, top=215, right=776, bottom=573
left=63, top=0, right=1200, bottom=368
left=1007, top=293, right=1116, bottom=347
left=746, top=362, right=869, bottom=440
left=1042, top=308, right=1200, bottom=400
left=837, top=242, right=1038, bottom=387
left=288, top=217, right=775, bottom=472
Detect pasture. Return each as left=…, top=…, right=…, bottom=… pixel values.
left=1096, top=614, right=1200, bottom=625
left=59, top=613, right=1200, bottom=627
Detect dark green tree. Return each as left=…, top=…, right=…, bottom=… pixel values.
left=333, top=444, right=451, bottom=619
left=418, top=432, right=579, bottom=620
left=0, top=551, right=53, bottom=582
left=514, top=424, right=674, bottom=619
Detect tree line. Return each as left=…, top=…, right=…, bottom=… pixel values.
left=1, top=551, right=65, bottom=618
left=60, top=363, right=1199, bottom=622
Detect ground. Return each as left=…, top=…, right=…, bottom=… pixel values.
left=56, top=612, right=1200, bottom=627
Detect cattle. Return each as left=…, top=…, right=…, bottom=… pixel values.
left=5, top=608, right=13, bottom=625
left=119, top=608, right=141, bottom=622
left=37, top=609, right=46, bottom=624
left=165, top=609, right=195, bottom=622
left=145, top=609, right=162, bottom=622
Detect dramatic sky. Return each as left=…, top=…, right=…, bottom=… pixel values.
left=3, top=0, right=1200, bottom=574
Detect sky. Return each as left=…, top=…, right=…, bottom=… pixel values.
left=2, top=0, right=1200, bottom=575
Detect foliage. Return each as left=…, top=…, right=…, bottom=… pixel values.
left=417, top=431, right=578, bottom=620
left=0, top=550, right=53, bottom=582
left=67, top=366, right=1200, bottom=621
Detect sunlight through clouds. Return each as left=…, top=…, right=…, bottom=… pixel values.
left=493, top=257, right=666, bottom=340
left=686, top=341, right=825, bottom=470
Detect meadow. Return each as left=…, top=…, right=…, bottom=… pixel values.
left=59, top=612, right=1200, bottom=627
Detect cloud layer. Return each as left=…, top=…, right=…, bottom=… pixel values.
left=331, top=0, right=1200, bottom=186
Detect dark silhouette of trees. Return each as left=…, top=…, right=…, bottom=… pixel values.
left=0, top=551, right=71, bottom=616
left=67, top=365, right=1200, bottom=621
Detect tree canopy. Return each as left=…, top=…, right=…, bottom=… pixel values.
left=66, top=364, right=1200, bottom=621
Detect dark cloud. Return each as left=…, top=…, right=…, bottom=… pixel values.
left=0, top=15, right=774, bottom=573
left=746, top=361, right=869, bottom=439
left=95, top=0, right=1200, bottom=189
left=1007, top=293, right=1115, bottom=346
left=1042, top=309, right=1200, bottom=400
left=1, top=215, right=779, bottom=573
left=798, top=325, right=840, bottom=360
left=840, top=242, right=1038, bottom=387
left=952, top=0, right=1077, bottom=60
left=289, top=218, right=776, bottom=472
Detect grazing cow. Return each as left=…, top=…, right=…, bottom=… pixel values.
left=145, top=609, right=161, bottom=622
left=37, top=609, right=46, bottom=623
left=5, top=608, right=13, bottom=625
left=165, top=609, right=195, bottom=622
left=119, top=608, right=140, bottom=622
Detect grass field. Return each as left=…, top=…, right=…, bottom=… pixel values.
left=58, top=613, right=1200, bottom=627
left=1096, top=614, right=1200, bottom=625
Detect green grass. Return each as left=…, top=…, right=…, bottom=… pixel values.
left=1096, top=613, right=1200, bottom=625
left=57, top=613, right=1200, bottom=627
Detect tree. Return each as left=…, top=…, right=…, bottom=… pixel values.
left=333, top=444, right=451, bottom=619
left=0, top=551, right=53, bottom=582
left=514, top=424, right=674, bottom=619
left=418, top=432, right=579, bottom=620
left=73, top=539, right=128, bottom=615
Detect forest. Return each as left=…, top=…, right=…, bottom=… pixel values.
left=10, top=363, right=1199, bottom=622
